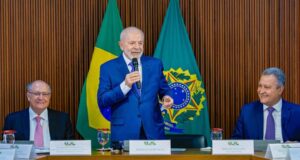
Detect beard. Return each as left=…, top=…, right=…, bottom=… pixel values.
left=124, top=50, right=143, bottom=59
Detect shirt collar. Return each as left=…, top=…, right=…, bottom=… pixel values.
left=263, top=98, right=282, bottom=112
left=29, top=107, right=48, bottom=121
left=122, top=53, right=141, bottom=65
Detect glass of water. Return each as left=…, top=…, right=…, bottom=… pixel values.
left=211, top=128, right=223, bottom=140
left=2, top=130, right=16, bottom=144
left=97, top=129, right=110, bottom=151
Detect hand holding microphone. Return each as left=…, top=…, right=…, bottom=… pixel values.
left=132, top=58, right=141, bottom=89
left=125, top=71, right=140, bottom=88
left=125, top=58, right=141, bottom=88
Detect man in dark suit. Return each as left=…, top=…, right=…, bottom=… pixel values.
left=3, top=80, right=74, bottom=148
left=232, top=67, right=300, bottom=142
left=98, top=26, right=173, bottom=142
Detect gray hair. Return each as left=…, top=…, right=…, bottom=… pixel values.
left=120, top=26, right=144, bottom=41
left=26, top=80, right=52, bottom=92
left=262, top=67, right=285, bottom=86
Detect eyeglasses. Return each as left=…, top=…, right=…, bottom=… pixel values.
left=28, top=92, right=51, bottom=97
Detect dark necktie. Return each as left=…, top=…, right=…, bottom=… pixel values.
left=265, top=107, right=275, bottom=140
left=128, top=62, right=141, bottom=96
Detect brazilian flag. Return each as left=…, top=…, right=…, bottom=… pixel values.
left=76, top=0, right=123, bottom=148
left=154, top=0, right=211, bottom=146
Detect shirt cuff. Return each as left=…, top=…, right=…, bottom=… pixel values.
left=120, top=81, right=131, bottom=95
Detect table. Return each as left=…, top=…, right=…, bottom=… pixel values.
left=37, top=149, right=268, bottom=160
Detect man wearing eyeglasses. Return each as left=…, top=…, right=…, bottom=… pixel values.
left=3, top=80, right=74, bottom=148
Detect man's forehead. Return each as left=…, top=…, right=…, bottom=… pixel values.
left=30, top=82, right=50, bottom=90
left=260, top=74, right=275, bottom=79
left=259, top=75, right=278, bottom=84
left=127, top=39, right=144, bottom=42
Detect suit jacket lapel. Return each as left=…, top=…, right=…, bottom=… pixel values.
left=140, top=56, right=150, bottom=97
left=116, top=56, right=129, bottom=79
left=24, top=108, right=30, bottom=140
left=281, top=100, right=291, bottom=141
left=48, top=109, right=55, bottom=140
left=256, top=102, right=264, bottom=139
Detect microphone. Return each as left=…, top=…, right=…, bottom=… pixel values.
left=132, top=58, right=141, bottom=89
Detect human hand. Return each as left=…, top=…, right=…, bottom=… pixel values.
left=162, top=96, right=173, bottom=109
left=125, top=71, right=140, bottom=88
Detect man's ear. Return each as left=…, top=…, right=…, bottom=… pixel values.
left=26, top=92, right=30, bottom=101
left=279, top=86, right=284, bottom=95
left=119, top=41, right=123, bottom=50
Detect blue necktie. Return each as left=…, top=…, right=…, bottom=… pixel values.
left=265, top=107, right=275, bottom=140
left=128, top=62, right=141, bottom=96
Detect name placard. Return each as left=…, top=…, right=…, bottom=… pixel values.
left=265, top=143, right=300, bottom=159
left=129, top=140, right=171, bottom=155
left=0, top=149, right=15, bottom=160
left=212, top=140, right=254, bottom=155
left=288, top=148, right=300, bottom=160
left=50, top=140, right=91, bottom=156
left=0, top=144, right=33, bottom=159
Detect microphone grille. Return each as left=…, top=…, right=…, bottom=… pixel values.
left=132, top=58, right=138, bottom=65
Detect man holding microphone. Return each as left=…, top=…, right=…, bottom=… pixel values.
left=98, top=26, right=173, bottom=142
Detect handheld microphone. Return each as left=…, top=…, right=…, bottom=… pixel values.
left=132, top=58, right=141, bottom=89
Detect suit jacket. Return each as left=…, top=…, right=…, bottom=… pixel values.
left=232, top=100, right=300, bottom=141
left=3, top=108, right=74, bottom=140
left=98, top=55, right=172, bottom=141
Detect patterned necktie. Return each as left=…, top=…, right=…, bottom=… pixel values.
left=128, top=62, right=141, bottom=96
left=265, top=107, right=275, bottom=140
left=34, top=116, right=44, bottom=147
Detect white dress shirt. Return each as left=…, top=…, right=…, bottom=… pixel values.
left=29, top=107, right=51, bottom=148
left=263, top=99, right=283, bottom=142
left=120, top=53, right=143, bottom=95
